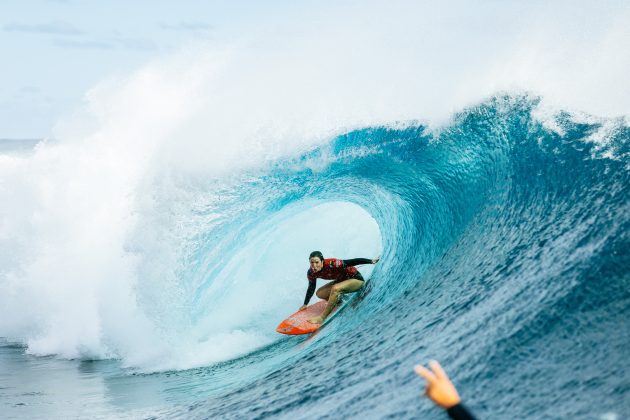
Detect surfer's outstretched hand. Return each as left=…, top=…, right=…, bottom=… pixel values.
left=414, top=360, right=461, bottom=409
left=372, top=256, right=380, bottom=264
left=298, top=305, right=308, bottom=311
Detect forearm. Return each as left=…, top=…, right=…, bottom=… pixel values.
left=342, top=258, right=373, bottom=266
left=304, top=281, right=316, bottom=305
left=446, top=403, right=476, bottom=420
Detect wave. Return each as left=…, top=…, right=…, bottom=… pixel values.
left=1, top=93, right=627, bottom=378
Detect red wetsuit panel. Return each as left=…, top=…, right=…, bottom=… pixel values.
left=307, top=258, right=358, bottom=282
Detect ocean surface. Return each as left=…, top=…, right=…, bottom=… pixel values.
left=1, top=95, right=628, bottom=419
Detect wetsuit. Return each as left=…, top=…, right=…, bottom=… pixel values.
left=446, top=403, right=476, bottom=420
left=303, top=258, right=371, bottom=305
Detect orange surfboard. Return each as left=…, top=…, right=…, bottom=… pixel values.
left=276, top=300, right=341, bottom=335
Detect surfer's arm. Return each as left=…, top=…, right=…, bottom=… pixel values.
left=303, top=280, right=316, bottom=306
left=342, top=257, right=379, bottom=266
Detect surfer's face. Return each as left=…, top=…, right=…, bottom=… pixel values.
left=309, top=257, right=323, bottom=272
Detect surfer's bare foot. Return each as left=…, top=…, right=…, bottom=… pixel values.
left=308, top=316, right=324, bottom=324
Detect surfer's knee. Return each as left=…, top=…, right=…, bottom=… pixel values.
left=330, top=285, right=344, bottom=296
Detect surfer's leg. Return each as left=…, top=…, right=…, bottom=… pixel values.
left=308, top=278, right=364, bottom=324
left=327, top=278, right=364, bottom=308
left=316, top=282, right=335, bottom=300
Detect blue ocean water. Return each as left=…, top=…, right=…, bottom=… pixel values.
left=1, top=95, right=629, bottom=419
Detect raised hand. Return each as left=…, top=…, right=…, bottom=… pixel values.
left=414, top=360, right=461, bottom=409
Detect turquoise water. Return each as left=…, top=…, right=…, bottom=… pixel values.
left=1, top=95, right=629, bottom=419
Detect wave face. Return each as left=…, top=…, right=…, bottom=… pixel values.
left=172, top=95, right=629, bottom=419
left=1, top=95, right=629, bottom=418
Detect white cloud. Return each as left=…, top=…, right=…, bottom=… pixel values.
left=3, top=21, right=83, bottom=35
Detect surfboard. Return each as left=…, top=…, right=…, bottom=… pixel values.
left=276, top=299, right=342, bottom=335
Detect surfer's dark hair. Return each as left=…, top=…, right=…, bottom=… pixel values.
left=309, top=251, right=324, bottom=261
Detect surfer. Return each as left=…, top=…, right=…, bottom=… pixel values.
left=301, top=251, right=379, bottom=324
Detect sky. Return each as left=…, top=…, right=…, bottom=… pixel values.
left=1, top=0, right=629, bottom=139
left=0, top=0, right=294, bottom=138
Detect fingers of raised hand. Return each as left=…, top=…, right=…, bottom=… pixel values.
left=414, top=365, right=437, bottom=383
left=429, top=360, right=448, bottom=380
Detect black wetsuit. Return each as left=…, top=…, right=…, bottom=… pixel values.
left=447, top=403, right=476, bottom=420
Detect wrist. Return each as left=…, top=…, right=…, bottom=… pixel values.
left=439, top=394, right=461, bottom=409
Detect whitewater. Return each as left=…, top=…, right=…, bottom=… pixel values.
left=1, top=1, right=629, bottom=418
